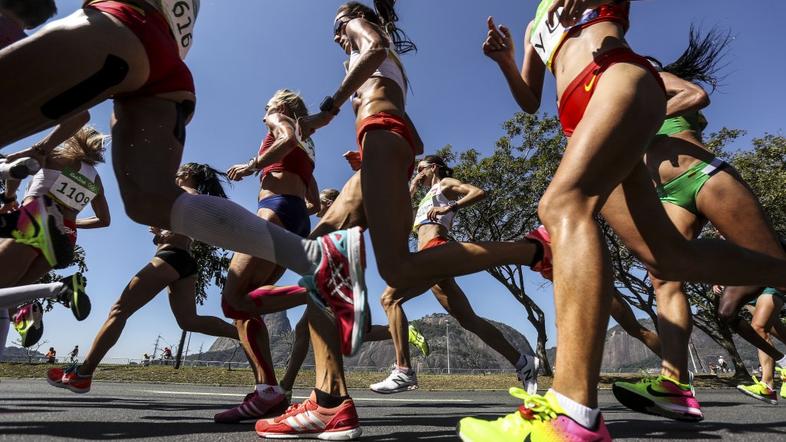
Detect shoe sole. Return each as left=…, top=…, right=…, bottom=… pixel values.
left=736, top=386, right=778, bottom=405
left=347, top=227, right=367, bottom=357
left=46, top=377, right=90, bottom=394
left=257, top=427, right=362, bottom=440
left=370, top=383, right=419, bottom=394
left=612, top=384, right=703, bottom=422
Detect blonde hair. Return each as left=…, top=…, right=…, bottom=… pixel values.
left=51, top=126, right=107, bottom=165
left=267, top=89, right=309, bottom=120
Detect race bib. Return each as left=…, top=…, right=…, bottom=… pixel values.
left=50, top=169, right=99, bottom=211
left=530, top=1, right=597, bottom=69
left=298, top=137, right=316, bottom=164
left=159, top=0, right=199, bottom=59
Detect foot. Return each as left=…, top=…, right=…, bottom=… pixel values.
left=612, top=375, right=703, bottom=421
left=13, top=302, right=44, bottom=347
left=0, top=157, right=40, bottom=180
left=516, top=354, right=540, bottom=395
left=56, top=273, right=91, bottom=321
left=46, top=364, right=92, bottom=394
left=408, top=324, right=430, bottom=357
left=308, top=227, right=367, bottom=356
left=370, top=366, right=418, bottom=394
left=255, top=391, right=361, bottom=440
left=214, top=388, right=288, bottom=423
left=776, top=367, right=786, bottom=399
left=524, top=226, right=553, bottom=280
left=457, top=388, right=611, bottom=442
left=736, top=377, right=778, bottom=405
left=12, top=196, right=73, bottom=267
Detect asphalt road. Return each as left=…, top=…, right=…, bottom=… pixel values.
left=1, top=379, right=784, bottom=441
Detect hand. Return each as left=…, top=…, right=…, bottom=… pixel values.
left=427, top=206, right=451, bottom=222
left=343, top=151, right=362, bottom=171
left=9, top=146, right=46, bottom=165
left=712, top=285, right=725, bottom=296
left=482, top=17, right=515, bottom=65
left=547, top=0, right=611, bottom=28
left=226, top=163, right=255, bottom=181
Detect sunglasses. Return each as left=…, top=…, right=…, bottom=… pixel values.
left=417, top=163, right=434, bottom=173
left=333, top=15, right=352, bottom=37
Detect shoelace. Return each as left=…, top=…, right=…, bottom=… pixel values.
left=505, top=388, right=558, bottom=425
left=750, top=376, right=773, bottom=393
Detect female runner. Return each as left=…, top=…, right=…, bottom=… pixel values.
left=45, top=163, right=238, bottom=394
left=464, top=2, right=786, bottom=440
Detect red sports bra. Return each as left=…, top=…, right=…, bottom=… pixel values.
left=258, top=132, right=315, bottom=187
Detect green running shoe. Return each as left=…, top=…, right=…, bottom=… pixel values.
left=612, top=375, right=703, bottom=421
left=776, top=367, right=786, bottom=399
left=408, top=324, right=429, bottom=356
left=737, top=376, right=777, bottom=405
left=57, top=273, right=91, bottom=321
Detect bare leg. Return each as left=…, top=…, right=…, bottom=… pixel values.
left=167, top=275, right=237, bottom=339
left=308, top=302, right=347, bottom=396
left=610, top=290, right=661, bottom=357
left=80, top=259, right=178, bottom=375
left=751, top=295, right=782, bottom=386
left=366, top=325, right=392, bottom=341
left=0, top=239, right=38, bottom=287
left=280, top=313, right=310, bottom=392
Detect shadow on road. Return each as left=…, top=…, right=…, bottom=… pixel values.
left=0, top=421, right=248, bottom=439
left=607, top=419, right=786, bottom=439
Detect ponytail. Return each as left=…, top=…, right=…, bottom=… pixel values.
left=664, top=25, right=732, bottom=92
left=178, top=163, right=230, bottom=198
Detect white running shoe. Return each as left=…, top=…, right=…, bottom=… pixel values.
left=370, top=367, right=418, bottom=394
left=516, top=354, right=540, bottom=395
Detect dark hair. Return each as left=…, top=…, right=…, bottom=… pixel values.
left=320, top=188, right=340, bottom=203
left=423, top=155, right=453, bottom=179
left=0, top=0, right=57, bottom=29
left=663, top=25, right=732, bottom=92
left=177, top=163, right=230, bottom=198
left=339, top=0, right=416, bottom=54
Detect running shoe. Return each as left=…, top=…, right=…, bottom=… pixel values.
left=736, top=377, right=777, bottom=405
left=612, top=375, right=703, bottom=421
left=214, top=388, right=288, bottom=423
left=13, top=301, right=43, bottom=347
left=46, top=364, right=92, bottom=394
left=308, top=227, right=367, bottom=357
left=370, top=366, right=418, bottom=394
left=776, top=367, right=786, bottom=399
left=255, top=391, right=361, bottom=440
left=408, top=324, right=430, bottom=356
left=516, top=353, right=540, bottom=395
left=0, top=157, right=40, bottom=180
left=457, top=388, right=611, bottom=442
left=56, top=273, right=91, bottom=321
left=525, top=225, right=553, bottom=280
left=11, top=196, right=72, bottom=267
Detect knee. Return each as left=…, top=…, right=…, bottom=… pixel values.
left=221, top=296, right=254, bottom=320
left=651, top=278, right=684, bottom=299
left=108, top=303, right=131, bottom=323
left=716, top=300, right=739, bottom=325
left=175, top=316, right=198, bottom=331
left=380, top=291, right=402, bottom=313
left=120, top=184, right=181, bottom=226
left=378, top=264, right=415, bottom=289
left=751, top=321, right=768, bottom=336
left=537, top=188, right=596, bottom=233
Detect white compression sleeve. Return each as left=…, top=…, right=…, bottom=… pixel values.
left=169, top=193, right=321, bottom=275
left=0, top=282, right=63, bottom=309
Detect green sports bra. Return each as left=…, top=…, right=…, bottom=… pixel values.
left=657, top=111, right=708, bottom=137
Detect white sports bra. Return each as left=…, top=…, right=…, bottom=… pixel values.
left=25, top=162, right=100, bottom=213
left=348, top=45, right=408, bottom=102
left=413, top=181, right=455, bottom=233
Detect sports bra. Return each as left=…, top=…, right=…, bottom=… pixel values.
left=529, top=0, right=629, bottom=71
left=413, top=181, right=456, bottom=233
left=348, top=44, right=408, bottom=102
left=258, top=132, right=315, bottom=188
left=25, top=162, right=100, bottom=213
left=657, top=112, right=708, bottom=138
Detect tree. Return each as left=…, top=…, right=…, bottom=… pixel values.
left=39, top=245, right=88, bottom=312
left=174, top=241, right=231, bottom=369
left=441, top=112, right=567, bottom=375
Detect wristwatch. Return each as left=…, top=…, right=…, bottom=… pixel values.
left=448, top=201, right=458, bottom=212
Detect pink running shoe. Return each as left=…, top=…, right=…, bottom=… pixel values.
left=307, top=227, right=367, bottom=356
left=255, top=391, right=361, bottom=439
left=525, top=225, right=553, bottom=280
left=214, top=388, right=288, bottom=424
left=613, top=375, right=703, bottom=421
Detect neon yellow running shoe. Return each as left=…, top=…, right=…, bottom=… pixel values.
left=11, top=196, right=72, bottom=267
left=457, top=388, right=610, bottom=442
left=408, top=324, right=429, bottom=356
left=776, top=367, right=786, bottom=399
left=737, top=376, right=777, bottom=405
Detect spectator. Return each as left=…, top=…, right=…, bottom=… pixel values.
left=45, top=347, right=56, bottom=364
left=163, top=347, right=172, bottom=365
left=718, top=356, right=729, bottom=373
left=143, top=353, right=151, bottom=367
left=69, top=345, right=79, bottom=363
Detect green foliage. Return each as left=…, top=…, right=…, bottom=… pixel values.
left=40, top=245, right=88, bottom=313
left=190, top=241, right=231, bottom=305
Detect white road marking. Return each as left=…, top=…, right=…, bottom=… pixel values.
left=133, top=389, right=472, bottom=403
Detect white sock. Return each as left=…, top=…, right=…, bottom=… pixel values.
left=170, top=193, right=321, bottom=275
left=549, top=389, right=599, bottom=429
left=0, top=282, right=63, bottom=309
left=776, top=355, right=786, bottom=368
left=0, top=309, right=9, bottom=359
left=256, top=383, right=284, bottom=398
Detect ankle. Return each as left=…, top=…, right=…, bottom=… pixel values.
left=314, top=388, right=349, bottom=408
left=549, top=389, right=599, bottom=429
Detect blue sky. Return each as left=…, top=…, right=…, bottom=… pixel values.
left=5, top=0, right=785, bottom=363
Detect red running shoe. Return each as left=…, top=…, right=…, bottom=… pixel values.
left=214, top=388, right=288, bottom=423
left=46, top=364, right=92, bottom=394
left=255, top=391, right=361, bottom=440
left=308, top=227, right=367, bottom=356
left=525, top=225, right=553, bottom=281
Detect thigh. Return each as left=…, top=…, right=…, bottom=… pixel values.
left=168, top=274, right=198, bottom=320
left=310, top=171, right=364, bottom=238
left=0, top=9, right=149, bottom=147
left=0, top=240, right=38, bottom=286
left=432, top=280, right=474, bottom=317
left=752, top=295, right=779, bottom=330
left=116, top=258, right=179, bottom=314
left=111, top=97, right=189, bottom=225
left=698, top=169, right=785, bottom=259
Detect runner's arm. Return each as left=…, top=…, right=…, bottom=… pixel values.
left=5, top=112, right=90, bottom=163
left=441, top=178, right=486, bottom=210
left=661, top=71, right=709, bottom=118
left=306, top=176, right=320, bottom=215
left=76, top=175, right=110, bottom=229
left=254, top=113, right=298, bottom=169
left=329, top=19, right=390, bottom=111
left=484, top=19, right=544, bottom=113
